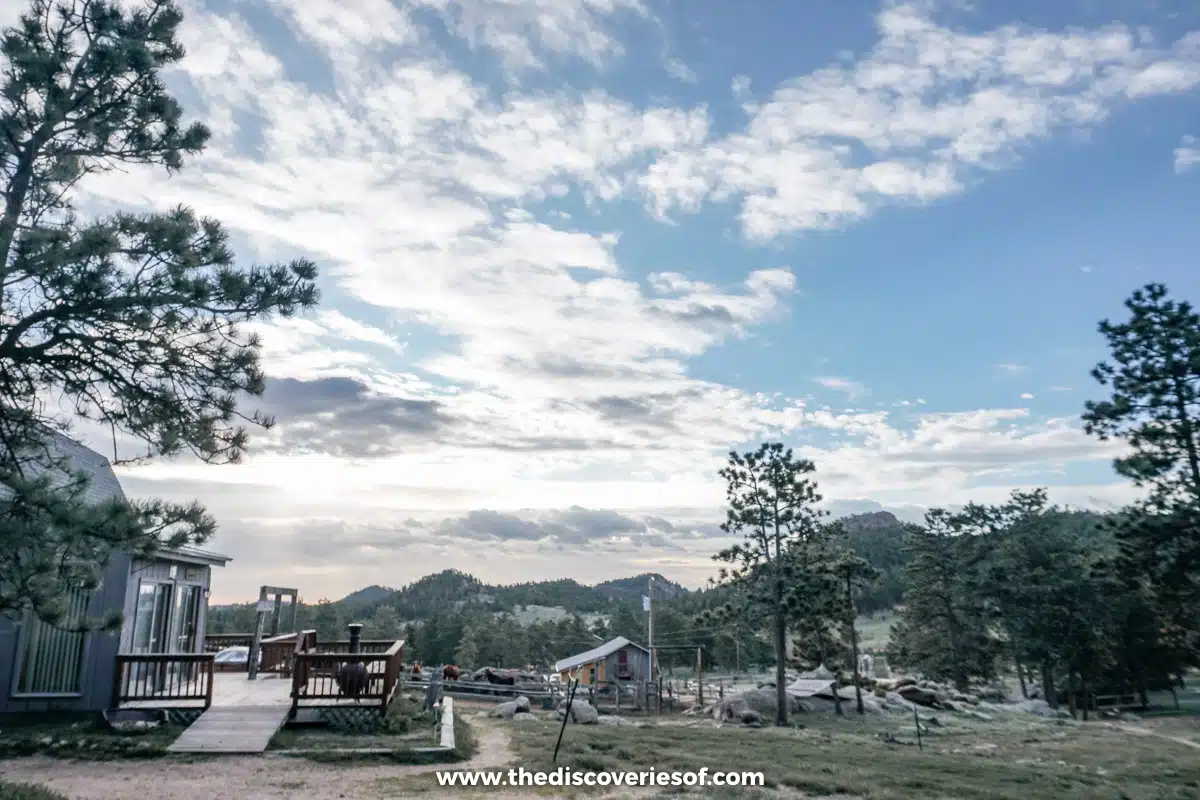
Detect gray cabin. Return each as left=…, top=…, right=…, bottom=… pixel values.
left=554, top=636, right=651, bottom=687
left=0, top=435, right=230, bottom=713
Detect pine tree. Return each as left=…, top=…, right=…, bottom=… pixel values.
left=1083, top=283, right=1200, bottom=682
left=713, top=443, right=826, bottom=725
left=0, top=0, right=318, bottom=626
left=833, top=550, right=878, bottom=714
left=887, top=513, right=998, bottom=692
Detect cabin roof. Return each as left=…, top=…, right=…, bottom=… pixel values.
left=554, top=636, right=649, bottom=673
left=0, top=432, right=125, bottom=505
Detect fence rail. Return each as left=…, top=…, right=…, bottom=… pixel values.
left=290, top=639, right=404, bottom=718
left=112, top=653, right=215, bottom=709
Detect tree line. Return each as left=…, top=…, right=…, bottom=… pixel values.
left=710, top=283, right=1200, bottom=725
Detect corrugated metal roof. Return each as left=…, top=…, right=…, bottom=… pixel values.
left=554, top=636, right=648, bottom=673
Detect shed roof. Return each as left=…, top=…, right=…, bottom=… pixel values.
left=157, top=545, right=232, bottom=567
left=554, top=636, right=649, bottom=673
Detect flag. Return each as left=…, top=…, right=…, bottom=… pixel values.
left=642, top=595, right=651, bottom=611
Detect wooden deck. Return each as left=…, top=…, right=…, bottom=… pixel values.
left=167, top=674, right=292, bottom=753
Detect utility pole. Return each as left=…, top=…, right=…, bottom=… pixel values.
left=647, top=575, right=654, bottom=681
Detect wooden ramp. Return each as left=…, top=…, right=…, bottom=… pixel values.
left=168, top=705, right=289, bottom=753
left=167, top=674, right=295, bottom=754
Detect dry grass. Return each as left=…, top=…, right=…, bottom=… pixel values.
left=485, top=708, right=1200, bottom=799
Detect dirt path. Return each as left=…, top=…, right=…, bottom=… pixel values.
left=1106, top=722, right=1200, bottom=751
left=0, top=716, right=516, bottom=800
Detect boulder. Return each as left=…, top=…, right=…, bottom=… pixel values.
left=557, top=698, right=599, bottom=725
left=739, top=709, right=762, bottom=725
left=490, top=701, right=521, bottom=719
left=511, top=713, right=542, bottom=724
left=897, top=685, right=940, bottom=707
left=598, top=715, right=634, bottom=726
left=712, top=688, right=804, bottom=722
left=514, top=695, right=531, bottom=713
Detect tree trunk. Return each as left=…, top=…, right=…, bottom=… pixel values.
left=1012, top=639, right=1028, bottom=699
left=773, top=606, right=788, bottom=726
left=1067, top=670, right=1078, bottom=719
left=1080, top=672, right=1090, bottom=722
left=1042, top=660, right=1056, bottom=709
left=848, top=578, right=864, bottom=715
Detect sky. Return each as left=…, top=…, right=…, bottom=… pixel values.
left=6, top=0, right=1200, bottom=602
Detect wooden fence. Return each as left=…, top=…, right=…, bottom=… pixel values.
left=289, top=638, right=404, bottom=718
left=111, top=653, right=215, bottom=709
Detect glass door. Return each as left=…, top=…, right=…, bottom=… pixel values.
left=131, top=582, right=174, bottom=694
left=173, top=585, right=201, bottom=653
left=132, top=582, right=174, bottom=654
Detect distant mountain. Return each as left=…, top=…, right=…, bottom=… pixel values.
left=325, top=569, right=692, bottom=621
left=338, top=585, right=394, bottom=608
left=596, top=573, right=685, bottom=602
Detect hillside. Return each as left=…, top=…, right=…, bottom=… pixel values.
left=337, top=585, right=394, bottom=607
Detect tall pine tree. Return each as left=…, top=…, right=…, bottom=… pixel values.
left=0, top=0, right=318, bottom=626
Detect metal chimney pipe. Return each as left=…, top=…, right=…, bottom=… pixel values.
left=347, top=623, right=364, bottom=655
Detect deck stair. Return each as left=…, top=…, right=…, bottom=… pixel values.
left=167, top=705, right=290, bottom=753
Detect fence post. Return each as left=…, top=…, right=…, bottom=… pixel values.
left=204, top=658, right=215, bottom=709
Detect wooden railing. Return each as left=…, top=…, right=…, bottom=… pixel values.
left=203, top=633, right=254, bottom=653
left=290, top=639, right=404, bottom=717
left=309, top=640, right=397, bottom=655
left=112, top=654, right=216, bottom=709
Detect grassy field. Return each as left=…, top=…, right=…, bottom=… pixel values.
left=446, top=706, right=1200, bottom=799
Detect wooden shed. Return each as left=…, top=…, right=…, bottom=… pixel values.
left=554, top=636, right=651, bottom=686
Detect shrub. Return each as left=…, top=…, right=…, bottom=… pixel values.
left=0, top=780, right=69, bottom=800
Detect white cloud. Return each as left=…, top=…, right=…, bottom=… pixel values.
left=815, top=376, right=868, bottom=399
left=1176, top=134, right=1200, bottom=173
left=995, top=362, right=1028, bottom=375
left=638, top=3, right=1200, bottom=240
left=664, top=57, right=697, bottom=83
left=408, top=0, right=649, bottom=72
left=1020, top=392, right=1035, bottom=399
left=21, top=0, right=1165, bottom=592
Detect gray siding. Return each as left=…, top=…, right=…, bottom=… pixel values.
left=603, top=645, right=651, bottom=683
left=0, top=552, right=131, bottom=714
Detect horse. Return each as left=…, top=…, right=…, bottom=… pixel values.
left=442, top=664, right=461, bottom=681
left=483, top=667, right=516, bottom=686
left=410, top=661, right=423, bottom=677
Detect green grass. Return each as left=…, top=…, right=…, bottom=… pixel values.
left=268, top=692, right=447, bottom=762
left=0, top=780, right=69, bottom=800
left=857, top=611, right=897, bottom=653
left=495, top=711, right=1200, bottom=799
left=0, top=711, right=180, bottom=761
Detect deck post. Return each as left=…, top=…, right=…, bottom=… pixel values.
left=205, top=658, right=215, bottom=709
left=110, top=656, right=125, bottom=709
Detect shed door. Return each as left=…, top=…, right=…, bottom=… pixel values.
left=617, top=648, right=631, bottom=679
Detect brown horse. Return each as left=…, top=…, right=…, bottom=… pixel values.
left=410, top=662, right=423, bottom=677
left=442, top=664, right=461, bottom=681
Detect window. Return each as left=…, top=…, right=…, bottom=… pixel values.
left=14, top=586, right=91, bottom=696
